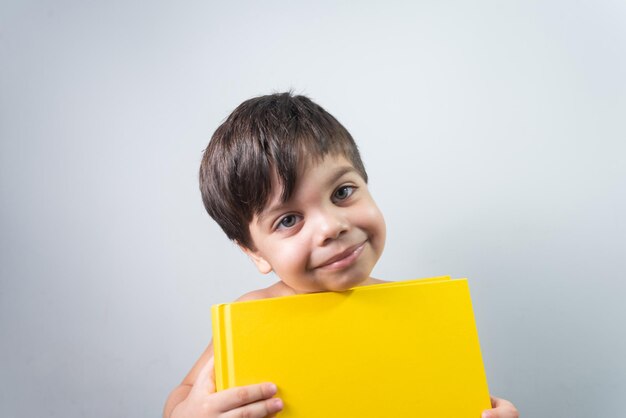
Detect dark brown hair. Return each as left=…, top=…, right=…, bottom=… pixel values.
left=199, top=92, right=367, bottom=249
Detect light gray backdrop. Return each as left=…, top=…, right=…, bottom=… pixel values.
left=1, top=1, right=625, bottom=417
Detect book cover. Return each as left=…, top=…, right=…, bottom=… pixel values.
left=212, top=276, right=491, bottom=417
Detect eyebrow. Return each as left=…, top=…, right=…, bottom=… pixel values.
left=326, top=166, right=359, bottom=187
left=256, top=165, right=359, bottom=225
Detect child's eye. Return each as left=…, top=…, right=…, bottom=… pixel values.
left=332, top=185, right=356, bottom=202
left=276, top=214, right=300, bottom=230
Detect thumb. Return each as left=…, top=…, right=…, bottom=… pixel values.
left=192, top=356, right=216, bottom=395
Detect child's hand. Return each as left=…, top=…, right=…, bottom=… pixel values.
left=481, top=396, right=519, bottom=418
left=170, top=357, right=283, bottom=418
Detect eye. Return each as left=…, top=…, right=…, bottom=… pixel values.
left=332, top=185, right=356, bottom=203
left=276, top=214, right=301, bottom=230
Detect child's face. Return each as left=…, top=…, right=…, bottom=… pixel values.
left=243, top=154, right=386, bottom=293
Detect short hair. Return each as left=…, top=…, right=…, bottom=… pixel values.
left=199, top=92, right=368, bottom=249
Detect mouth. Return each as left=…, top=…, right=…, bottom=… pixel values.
left=316, top=241, right=367, bottom=271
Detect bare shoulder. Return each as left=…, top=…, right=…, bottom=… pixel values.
left=180, top=283, right=293, bottom=385
left=236, top=281, right=297, bottom=302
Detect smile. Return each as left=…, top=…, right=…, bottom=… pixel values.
left=316, top=242, right=366, bottom=271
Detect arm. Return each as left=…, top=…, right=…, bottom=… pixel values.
left=163, top=289, right=284, bottom=418
left=163, top=342, right=215, bottom=417
left=163, top=343, right=283, bottom=418
left=482, top=396, right=519, bottom=418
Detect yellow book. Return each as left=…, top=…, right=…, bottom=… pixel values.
left=212, top=277, right=491, bottom=417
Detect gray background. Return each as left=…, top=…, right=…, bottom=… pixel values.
left=1, top=1, right=625, bottom=417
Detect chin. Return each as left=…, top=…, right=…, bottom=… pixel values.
left=326, top=274, right=370, bottom=292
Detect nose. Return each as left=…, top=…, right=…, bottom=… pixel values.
left=314, top=206, right=349, bottom=246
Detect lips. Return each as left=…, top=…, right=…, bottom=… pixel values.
left=316, top=241, right=366, bottom=270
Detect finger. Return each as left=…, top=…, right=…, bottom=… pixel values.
left=221, top=397, right=284, bottom=418
left=491, top=396, right=514, bottom=407
left=191, top=357, right=216, bottom=394
left=482, top=396, right=519, bottom=418
left=212, top=382, right=279, bottom=411
left=492, top=395, right=517, bottom=411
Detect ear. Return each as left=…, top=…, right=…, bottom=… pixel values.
left=238, top=243, right=273, bottom=274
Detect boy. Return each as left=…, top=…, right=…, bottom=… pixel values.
left=164, top=93, right=518, bottom=418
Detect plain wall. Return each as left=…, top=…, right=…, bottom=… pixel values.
left=1, top=1, right=625, bottom=417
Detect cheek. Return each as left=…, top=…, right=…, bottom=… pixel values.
left=359, top=204, right=387, bottom=252
left=270, top=238, right=310, bottom=272
left=360, top=203, right=386, bottom=233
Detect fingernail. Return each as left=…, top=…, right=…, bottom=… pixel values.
left=273, top=398, right=284, bottom=410
left=482, top=412, right=491, bottom=418
left=267, top=383, right=277, bottom=394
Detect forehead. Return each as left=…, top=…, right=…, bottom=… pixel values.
left=282, top=151, right=356, bottom=192
left=284, top=153, right=357, bottom=194
left=257, top=155, right=359, bottom=218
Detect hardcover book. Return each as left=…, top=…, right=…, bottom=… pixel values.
left=211, top=276, right=491, bottom=417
